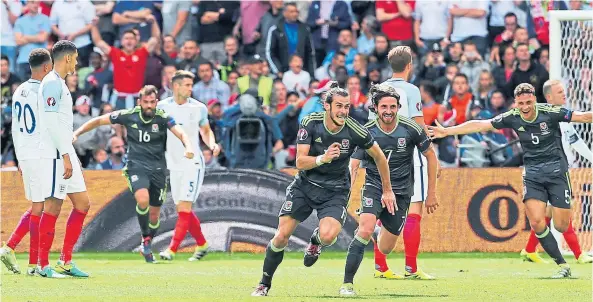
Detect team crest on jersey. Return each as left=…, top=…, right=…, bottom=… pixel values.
left=298, top=128, right=308, bottom=141
left=282, top=200, right=293, bottom=211
left=341, top=139, right=350, bottom=149
left=132, top=55, right=139, bottom=62
left=20, top=89, right=27, bottom=97
left=540, top=122, right=549, bottom=135
left=46, top=97, right=56, bottom=107
left=363, top=197, right=373, bottom=207
left=152, top=124, right=159, bottom=132
left=398, top=138, right=406, bottom=147
left=131, top=175, right=138, bottom=182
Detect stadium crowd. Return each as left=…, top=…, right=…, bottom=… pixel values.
left=1, top=0, right=591, bottom=170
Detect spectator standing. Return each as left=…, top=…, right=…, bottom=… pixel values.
left=0, top=55, right=21, bottom=103
left=73, top=96, right=96, bottom=168
left=192, top=62, right=231, bottom=110
left=95, top=136, right=126, bottom=170
left=176, top=40, right=210, bottom=83
left=307, top=0, right=352, bottom=67
left=434, top=63, right=459, bottom=103
left=237, top=55, right=274, bottom=107
left=282, top=55, right=311, bottom=99
left=91, top=14, right=161, bottom=110
left=413, top=0, right=450, bottom=57
left=448, top=0, right=489, bottom=57
left=265, top=2, right=316, bottom=76
left=161, top=0, right=192, bottom=48
left=490, top=12, right=519, bottom=64
left=506, top=43, right=548, bottom=103
left=255, top=0, right=283, bottom=56
left=475, top=70, right=496, bottom=109
left=92, top=1, right=116, bottom=45
left=84, top=51, right=113, bottom=115
left=218, top=36, right=239, bottom=82
left=459, top=41, right=491, bottom=93
left=197, top=1, right=240, bottom=64
left=321, top=29, right=357, bottom=75
left=159, top=64, right=176, bottom=100
left=50, top=0, right=96, bottom=68
left=227, top=70, right=240, bottom=95
left=272, top=80, right=288, bottom=114
left=162, top=35, right=178, bottom=65
left=144, top=38, right=167, bottom=90
left=314, top=51, right=345, bottom=81
left=488, top=0, right=521, bottom=43
left=368, top=34, right=391, bottom=80
left=443, top=73, right=473, bottom=125
left=112, top=1, right=155, bottom=42
left=376, top=0, right=415, bottom=48
left=492, top=45, right=515, bottom=92
left=237, top=0, right=270, bottom=55
left=1, top=0, right=23, bottom=72
left=357, top=15, right=376, bottom=56
left=488, top=90, right=508, bottom=115
left=13, top=0, right=50, bottom=80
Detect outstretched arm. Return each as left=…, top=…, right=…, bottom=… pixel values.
left=428, top=120, right=495, bottom=138
left=73, top=113, right=112, bottom=141
left=571, top=111, right=593, bottom=123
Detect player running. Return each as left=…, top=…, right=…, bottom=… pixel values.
left=429, top=83, right=593, bottom=278
left=73, top=85, right=194, bottom=263
left=373, top=45, right=439, bottom=279
left=37, top=41, right=91, bottom=278
left=340, top=84, right=439, bottom=296
left=520, top=79, right=592, bottom=264
left=157, top=71, right=219, bottom=262
left=0, top=49, right=53, bottom=275
left=251, top=82, right=396, bottom=297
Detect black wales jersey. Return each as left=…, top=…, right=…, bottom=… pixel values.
left=353, top=116, right=431, bottom=195
left=491, top=104, right=573, bottom=176
left=297, top=112, right=374, bottom=189
left=109, top=106, right=176, bottom=170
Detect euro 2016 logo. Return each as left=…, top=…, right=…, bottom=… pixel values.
left=467, top=184, right=530, bottom=242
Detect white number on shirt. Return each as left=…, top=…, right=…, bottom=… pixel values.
left=139, top=130, right=151, bottom=142
left=14, top=101, right=36, bottom=134
left=531, top=133, right=539, bottom=145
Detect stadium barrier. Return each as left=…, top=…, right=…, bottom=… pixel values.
left=1, top=168, right=590, bottom=253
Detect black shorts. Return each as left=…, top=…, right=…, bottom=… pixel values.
left=123, top=167, right=169, bottom=207
left=360, top=184, right=411, bottom=236
left=279, top=178, right=350, bottom=225
left=523, top=172, right=572, bottom=209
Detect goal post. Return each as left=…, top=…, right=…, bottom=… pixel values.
left=549, top=10, right=593, bottom=255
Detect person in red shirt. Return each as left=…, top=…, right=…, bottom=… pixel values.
left=90, top=15, right=161, bottom=110
left=375, top=0, right=415, bottom=47
left=443, top=73, right=473, bottom=125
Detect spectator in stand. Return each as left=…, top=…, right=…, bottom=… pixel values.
left=413, top=0, right=450, bottom=57
left=192, top=62, right=231, bottom=110
left=307, top=0, right=352, bottom=67
left=265, top=2, right=316, bottom=76
left=92, top=103, right=114, bottom=149
left=84, top=51, right=113, bottom=115
left=159, top=64, right=176, bottom=100
left=50, top=0, right=95, bottom=68
left=67, top=72, right=83, bottom=103
left=238, top=54, right=273, bottom=106
left=0, top=55, right=21, bottom=103
left=506, top=43, right=548, bottom=103
left=347, top=75, right=366, bottom=109
left=144, top=38, right=167, bottom=90
left=357, top=15, right=376, bottom=56
left=88, top=148, right=107, bottom=170
left=536, top=47, right=549, bottom=72
left=73, top=96, right=96, bottom=168
left=488, top=1, right=523, bottom=45
left=276, top=91, right=302, bottom=169
left=207, top=99, right=224, bottom=143
left=492, top=45, right=515, bottom=92
left=417, top=43, right=446, bottom=82
left=419, top=81, right=441, bottom=126
left=176, top=40, right=210, bottom=83
left=255, top=0, right=283, bottom=56
left=1, top=0, right=23, bottom=72
left=526, top=0, right=567, bottom=47
left=475, top=70, right=496, bottom=109
left=376, top=0, right=415, bottom=48
left=366, top=63, right=382, bottom=86
left=445, top=41, right=463, bottom=65
left=218, top=36, right=239, bottom=82
left=91, top=13, right=161, bottom=110
left=93, top=1, right=116, bottom=46
left=459, top=41, right=491, bottom=93
left=335, top=66, right=348, bottom=88
left=227, top=70, right=240, bottom=95
left=322, top=29, right=357, bottom=75
left=197, top=1, right=239, bottom=64
left=490, top=12, right=519, bottom=65
left=512, top=27, right=539, bottom=55
left=314, top=51, right=345, bottom=81
left=282, top=54, right=311, bottom=99
left=161, top=0, right=192, bottom=48
left=112, top=1, right=155, bottom=42
left=448, top=0, right=489, bottom=57
left=95, top=136, right=126, bottom=170
left=299, top=78, right=331, bottom=122
left=434, top=63, right=459, bottom=103
left=13, top=0, right=51, bottom=80
left=203, top=148, right=222, bottom=170
left=443, top=73, right=473, bottom=125
left=235, top=0, right=269, bottom=56
left=352, top=54, right=368, bottom=92
left=488, top=90, right=508, bottom=116
left=272, top=80, right=288, bottom=114
left=162, top=35, right=178, bottom=65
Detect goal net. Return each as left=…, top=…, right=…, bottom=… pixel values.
left=550, top=10, right=593, bottom=255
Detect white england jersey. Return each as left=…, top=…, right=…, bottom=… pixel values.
left=157, top=97, right=208, bottom=171
left=382, top=77, right=427, bottom=167
left=11, top=79, right=42, bottom=160
left=38, top=70, right=76, bottom=158
left=560, top=122, right=591, bottom=167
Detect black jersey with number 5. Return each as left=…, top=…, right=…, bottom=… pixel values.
left=491, top=104, right=572, bottom=176
left=352, top=116, right=432, bottom=195
left=297, top=112, right=374, bottom=189
left=109, top=106, right=176, bottom=170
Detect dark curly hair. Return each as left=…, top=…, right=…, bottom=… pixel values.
left=323, top=81, right=349, bottom=104
left=367, top=83, right=400, bottom=112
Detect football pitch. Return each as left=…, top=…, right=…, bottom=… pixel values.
left=1, top=252, right=591, bottom=301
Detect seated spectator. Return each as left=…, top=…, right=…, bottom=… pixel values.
left=112, top=0, right=155, bottom=42
left=299, top=79, right=331, bottom=123
left=490, top=12, right=519, bottom=64
left=67, top=72, right=83, bottom=103
left=448, top=0, right=489, bottom=56
left=14, top=0, right=51, bottom=80
left=322, top=29, right=358, bottom=74
left=444, top=42, right=463, bottom=65
left=417, top=43, right=446, bottom=82
left=162, top=35, right=178, bottom=65
left=87, top=148, right=108, bottom=170
left=95, top=136, right=126, bottom=170
left=92, top=103, right=115, bottom=149
left=144, top=38, right=167, bottom=90
left=0, top=55, right=21, bottom=103
left=347, top=75, right=367, bottom=109
left=207, top=99, right=223, bottom=143
left=512, top=27, right=539, bottom=54
left=357, top=15, right=377, bottom=56
left=335, top=66, right=349, bottom=88
left=536, top=47, right=549, bottom=72
left=218, top=36, right=239, bottom=82
left=368, top=33, right=391, bottom=79
left=459, top=110, right=512, bottom=167
left=176, top=40, right=210, bottom=83
left=443, top=73, right=473, bottom=125
left=237, top=54, right=273, bottom=107
left=506, top=43, right=548, bottom=102
left=474, top=70, right=496, bottom=108
left=73, top=96, right=96, bottom=168
left=434, top=63, right=459, bottom=103
left=161, top=0, right=192, bottom=48
left=50, top=0, right=95, bottom=68
left=307, top=0, right=352, bottom=66
left=459, top=41, right=490, bottom=93
left=282, top=55, right=311, bottom=99
left=276, top=91, right=302, bottom=169
left=227, top=70, right=240, bottom=95
left=366, top=64, right=383, bottom=87
left=492, top=45, right=515, bottom=92
left=159, top=64, right=177, bottom=100
left=192, top=62, right=231, bottom=110
left=352, top=54, right=368, bottom=91
left=272, top=80, right=288, bottom=114
left=315, top=51, right=345, bottom=81
left=488, top=90, right=508, bottom=116
left=203, top=148, right=222, bottom=170
left=419, top=81, right=441, bottom=126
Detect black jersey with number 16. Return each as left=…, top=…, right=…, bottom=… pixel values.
left=297, top=112, right=374, bottom=189
left=109, top=106, right=177, bottom=170
left=491, top=104, right=572, bottom=177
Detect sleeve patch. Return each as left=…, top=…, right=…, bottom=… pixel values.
left=298, top=128, right=308, bottom=141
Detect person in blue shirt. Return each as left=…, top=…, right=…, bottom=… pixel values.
left=13, top=1, right=51, bottom=80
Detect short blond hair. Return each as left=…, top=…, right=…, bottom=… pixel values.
left=542, top=79, right=562, bottom=97
left=387, top=46, right=412, bottom=73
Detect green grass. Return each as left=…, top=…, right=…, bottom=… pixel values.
left=1, top=252, right=591, bottom=302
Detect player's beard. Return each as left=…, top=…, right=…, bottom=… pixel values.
left=379, top=111, right=396, bottom=124
left=142, top=107, right=155, bottom=119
